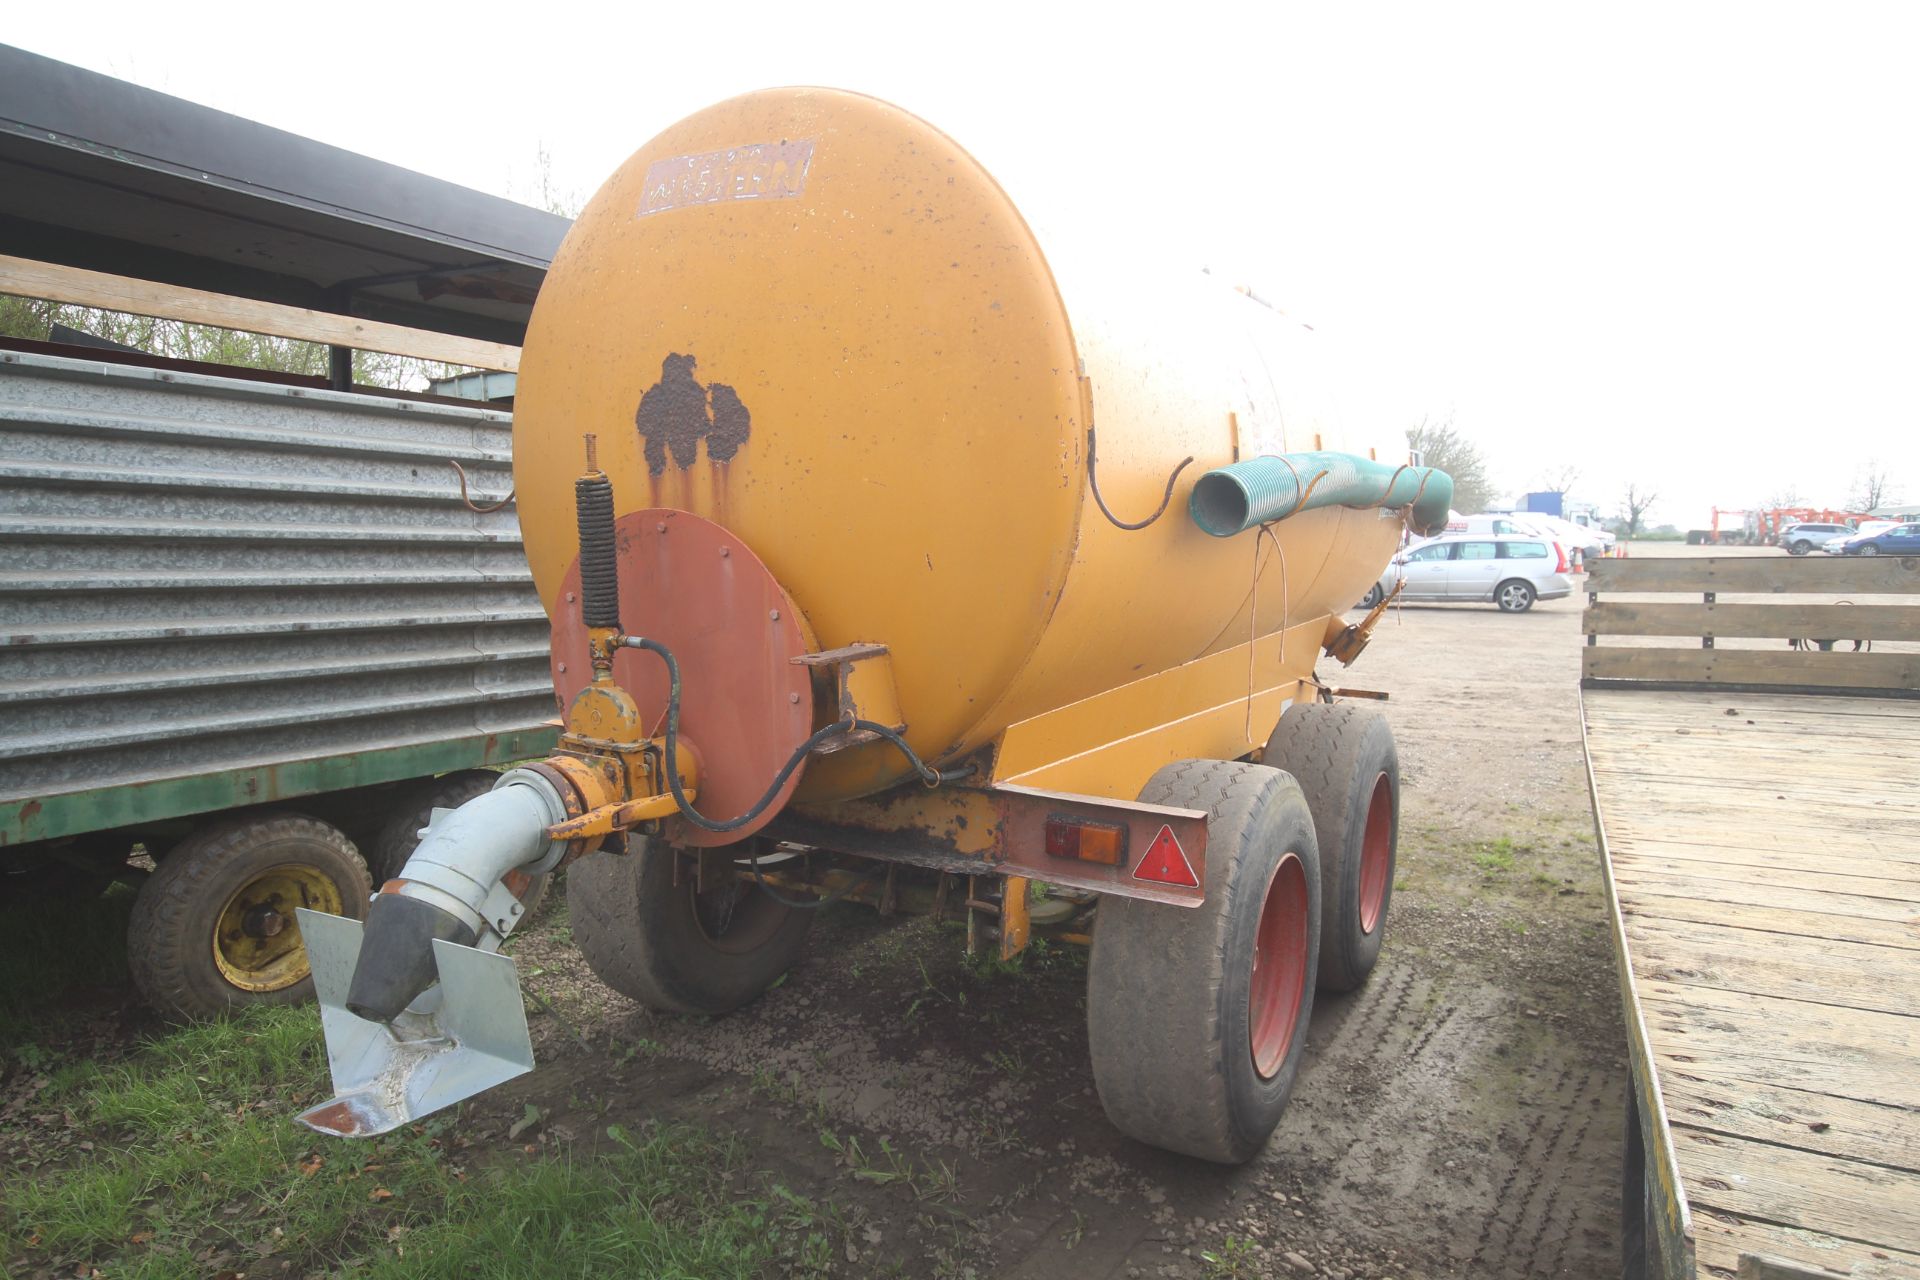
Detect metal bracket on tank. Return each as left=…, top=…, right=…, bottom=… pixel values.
left=792, top=644, right=905, bottom=754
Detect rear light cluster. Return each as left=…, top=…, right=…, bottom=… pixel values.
left=1044, top=815, right=1127, bottom=865
left=1044, top=815, right=1200, bottom=887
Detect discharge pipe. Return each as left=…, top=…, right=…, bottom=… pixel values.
left=1188, top=452, right=1453, bottom=539
left=343, top=769, right=570, bottom=1023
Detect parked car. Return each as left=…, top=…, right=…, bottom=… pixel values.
left=1442, top=512, right=1554, bottom=539
left=1451, top=510, right=1611, bottom=559
left=1777, top=522, right=1854, bottom=555
left=1360, top=534, right=1573, bottom=612
left=1822, top=521, right=1902, bottom=554
left=1528, top=512, right=1615, bottom=558
left=1835, top=523, right=1920, bottom=557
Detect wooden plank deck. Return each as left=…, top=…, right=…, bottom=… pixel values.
left=1584, top=688, right=1920, bottom=1280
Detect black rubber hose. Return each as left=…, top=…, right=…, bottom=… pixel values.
left=575, top=473, right=620, bottom=628
left=617, top=636, right=973, bottom=836
left=1088, top=426, right=1193, bottom=531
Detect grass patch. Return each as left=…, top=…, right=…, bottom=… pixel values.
left=3, top=1004, right=833, bottom=1275
left=1202, top=1234, right=1260, bottom=1278
left=1471, top=837, right=1518, bottom=874
left=3, top=955, right=837, bottom=1277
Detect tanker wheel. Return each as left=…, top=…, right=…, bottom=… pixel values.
left=566, top=838, right=812, bottom=1016
left=1263, top=703, right=1400, bottom=992
left=369, top=770, right=551, bottom=918
left=127, top=812, right=371, bottom=1020
left=1087, top=760, right=1321, bottom=1163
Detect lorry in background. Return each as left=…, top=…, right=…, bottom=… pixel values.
left=1519, top=490, right=1605, bottom=533
left=1489, top=494, right=1615, bottom=558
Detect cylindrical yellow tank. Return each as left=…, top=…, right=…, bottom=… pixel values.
left=514, top=89, right=1402, bottom=803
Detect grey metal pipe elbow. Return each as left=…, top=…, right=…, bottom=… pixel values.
left=391, top=774, right=569, bottom=935
left=343, top=770, right=568, bottom=1024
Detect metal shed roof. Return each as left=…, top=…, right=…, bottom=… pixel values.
left=0, top=44, right=571, bottom=346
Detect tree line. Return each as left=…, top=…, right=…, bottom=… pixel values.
left=0, top=295, right=467, bottom=390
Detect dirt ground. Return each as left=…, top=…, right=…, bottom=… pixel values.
left=495, top=570, right=1630, bottom=1279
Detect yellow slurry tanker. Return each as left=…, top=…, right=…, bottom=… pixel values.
left=297, top=88, right=1450, bottom=1163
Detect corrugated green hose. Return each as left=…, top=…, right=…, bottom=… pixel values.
left=1188, top=451, right=1454, bottom=538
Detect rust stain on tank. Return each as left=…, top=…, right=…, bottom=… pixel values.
left=711, top=461, right=732, bottom=527
left=633, top=354, right=752, bottom=476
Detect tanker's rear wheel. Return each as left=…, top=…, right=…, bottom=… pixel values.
left=1263, top=703, right=1400, bottom=992
left=567, top=839, right=811, bottom=1016
left=1087, top=760, right=1321, bottom=1163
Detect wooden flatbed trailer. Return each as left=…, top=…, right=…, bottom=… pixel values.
left=1580, top=554, right=1920, bottom=1279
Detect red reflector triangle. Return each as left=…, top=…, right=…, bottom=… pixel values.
left=1133, top=824, right=1199, bottom=888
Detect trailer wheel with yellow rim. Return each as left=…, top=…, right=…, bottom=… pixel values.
left=1087, top=760, right=1322, bottom=1164
left=128, top=812, right=371, bottom=1020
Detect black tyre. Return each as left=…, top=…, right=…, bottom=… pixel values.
left=1790, top=540, right=1812, bottom=555
left=1496, top=578, right=1536, bottom=612
left=1087, top=760, right=1321, bottom=1163
left=369, top=771, right=499, bottom=883
left=567, top=838, right=812, bottom=1016
left=1263, top=703, right=1399, bottom=992
left=128, top=812, right=371, bottom=1020
left=1360, top=584, right=1384, bottom=610
left=1858, top=544, right=1880, bottom=557
left=369, top=770, right=551, bottom=917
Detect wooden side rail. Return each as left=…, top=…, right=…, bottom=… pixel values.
left=0, top=254, right=520, bottom=373
left=1582, top=555, right=1920, bottom=694
left=1586, top=556, right=1919, bottom=594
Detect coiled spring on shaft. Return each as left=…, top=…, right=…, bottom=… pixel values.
left=575, top=471, right=620, bottom=628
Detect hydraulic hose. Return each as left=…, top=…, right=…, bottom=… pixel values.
left=616, top=636, right=972, bottom=835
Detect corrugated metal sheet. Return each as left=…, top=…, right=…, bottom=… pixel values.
left=0, top=351, right=557, bottom=820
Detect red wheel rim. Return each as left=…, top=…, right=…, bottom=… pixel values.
left=1358, top=772, right=1393, bottom=934
left=1249, top=851, right=1310, bottom=1079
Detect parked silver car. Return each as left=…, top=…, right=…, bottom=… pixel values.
left=1360, top=534, right=1573, bottom=613
left=1777, top=522, right=1853, bottom=554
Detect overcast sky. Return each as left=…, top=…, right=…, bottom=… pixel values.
left=11, top=1, right=1917, bottom=527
